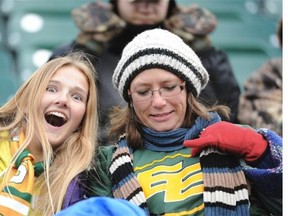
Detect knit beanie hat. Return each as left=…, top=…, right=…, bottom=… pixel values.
left=112, top=28, right=209, bottom=102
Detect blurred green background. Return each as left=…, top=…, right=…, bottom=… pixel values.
left=0, top=0, right=282, bottom=105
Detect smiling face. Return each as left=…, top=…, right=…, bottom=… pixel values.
left=129, top=68, right=187, bottom=132
left=40, top=65, right=89, bottom=147
left=117, top=0, right=169, bottom=25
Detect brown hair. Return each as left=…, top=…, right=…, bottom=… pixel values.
left=109, top=92, right=229, bottom=148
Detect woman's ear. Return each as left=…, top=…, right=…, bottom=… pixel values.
left=128, top=90, right=133, bottom=106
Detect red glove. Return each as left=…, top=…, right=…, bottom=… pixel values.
left=183, top=121, right=268, bottom=162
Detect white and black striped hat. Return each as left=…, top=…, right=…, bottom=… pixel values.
left=112, top=28, right=209, bottom=102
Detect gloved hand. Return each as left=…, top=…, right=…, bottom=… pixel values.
left=183, top=121, right=268, bottom=162
left=72, top=1, right=126, bottom=42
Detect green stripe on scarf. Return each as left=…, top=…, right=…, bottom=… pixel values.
left=3, top=186, right=32, bottom=203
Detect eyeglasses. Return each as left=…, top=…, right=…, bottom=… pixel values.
left=130, top=82, right=186, bottom=102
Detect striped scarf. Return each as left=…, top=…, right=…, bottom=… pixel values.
left=0, top=130, right=44, bottom=216
left=109, top=113, right=250, bottom=215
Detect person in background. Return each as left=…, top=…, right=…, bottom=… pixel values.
left=237, top=18, right=282, bottom=136
left=49, top=0, right=240, bottom=145
left=87, top=29, right=282, bottom=215
left=0, top=52, right=98, bottom=215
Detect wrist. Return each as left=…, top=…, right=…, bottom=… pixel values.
left=247, top=142, right=269, bottom=165
left=245, top=133, right=268, bottom=162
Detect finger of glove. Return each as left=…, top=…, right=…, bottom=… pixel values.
left=183, top=135, right=215, bottom=148
left=191, top=147, right=202, bottom=157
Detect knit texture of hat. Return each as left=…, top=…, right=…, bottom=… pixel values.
left=112, top=28, right=209, bottom=102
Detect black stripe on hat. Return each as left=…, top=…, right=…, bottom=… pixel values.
left=116, top=48, right=206, bottom=97
left=116, top=48, right=205, bottom=86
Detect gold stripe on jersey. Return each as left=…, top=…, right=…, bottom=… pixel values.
left=164, top=203, right=205, bottom=216
left=134, top=153, right=191, bottom=172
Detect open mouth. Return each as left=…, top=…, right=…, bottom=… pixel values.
left=45, top=112, right=67, bottom=127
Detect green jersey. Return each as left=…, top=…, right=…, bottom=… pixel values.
left=92, top=146, right=205, bottom=215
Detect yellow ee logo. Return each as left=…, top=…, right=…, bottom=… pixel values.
left=137, top=162, right=204, bottom=202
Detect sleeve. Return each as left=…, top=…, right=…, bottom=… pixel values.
left=48, top=42, right=98, bottom=62
left=71, top=1, right=125, bottom=43
left=241, top=129, right=282, bottom=215
left=86, top=146, right=114, bottom=197
left=237, top=59, right=282, bottom=136
left=48, top=42, right=76, bottom=61
left=198, top=48, right=241, bottom=123
left=62, top=176, right=84, bottom=209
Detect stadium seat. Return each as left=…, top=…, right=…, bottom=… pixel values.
left=177, top=0, right=282, bottom=89
left=210, top=19, right=281, bottom=88
left=1, top=0, right=91, bottom=81
left=0, top=49, right=18, bottom=105
left=1, top=0, right=282, bottom=89
left=0, top=13, right=5, bottom=46
left=6, top=12, right=79, bottom=81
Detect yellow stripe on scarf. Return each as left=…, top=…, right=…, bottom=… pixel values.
left=0, top=130, right=36, bottom=216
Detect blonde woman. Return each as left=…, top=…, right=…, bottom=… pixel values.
left=0, top=51, right=98, bottom=215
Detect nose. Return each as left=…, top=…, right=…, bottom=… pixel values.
left=137, top=1, right=154, bottom=12
left=151, top=91, right=166, bottom=107
left=55, top=92, right=69, bottom=107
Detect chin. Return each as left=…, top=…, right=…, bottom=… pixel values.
left=152, top=126, right=175, bottom=132
left=48, top=138, right=64, bottom=147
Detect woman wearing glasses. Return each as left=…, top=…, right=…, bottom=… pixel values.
left=88, top=29, right=282, bottom=215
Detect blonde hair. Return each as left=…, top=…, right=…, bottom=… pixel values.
left=109, top=92, right=229, bottom=148
left=0, top=51, right=98, bottom=215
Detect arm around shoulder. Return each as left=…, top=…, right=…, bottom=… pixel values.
left=241, top=129, right=282, bottom=186
left=86, top=145, right=114, bottom=198
left=241, top=129, right=282, bottom=215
